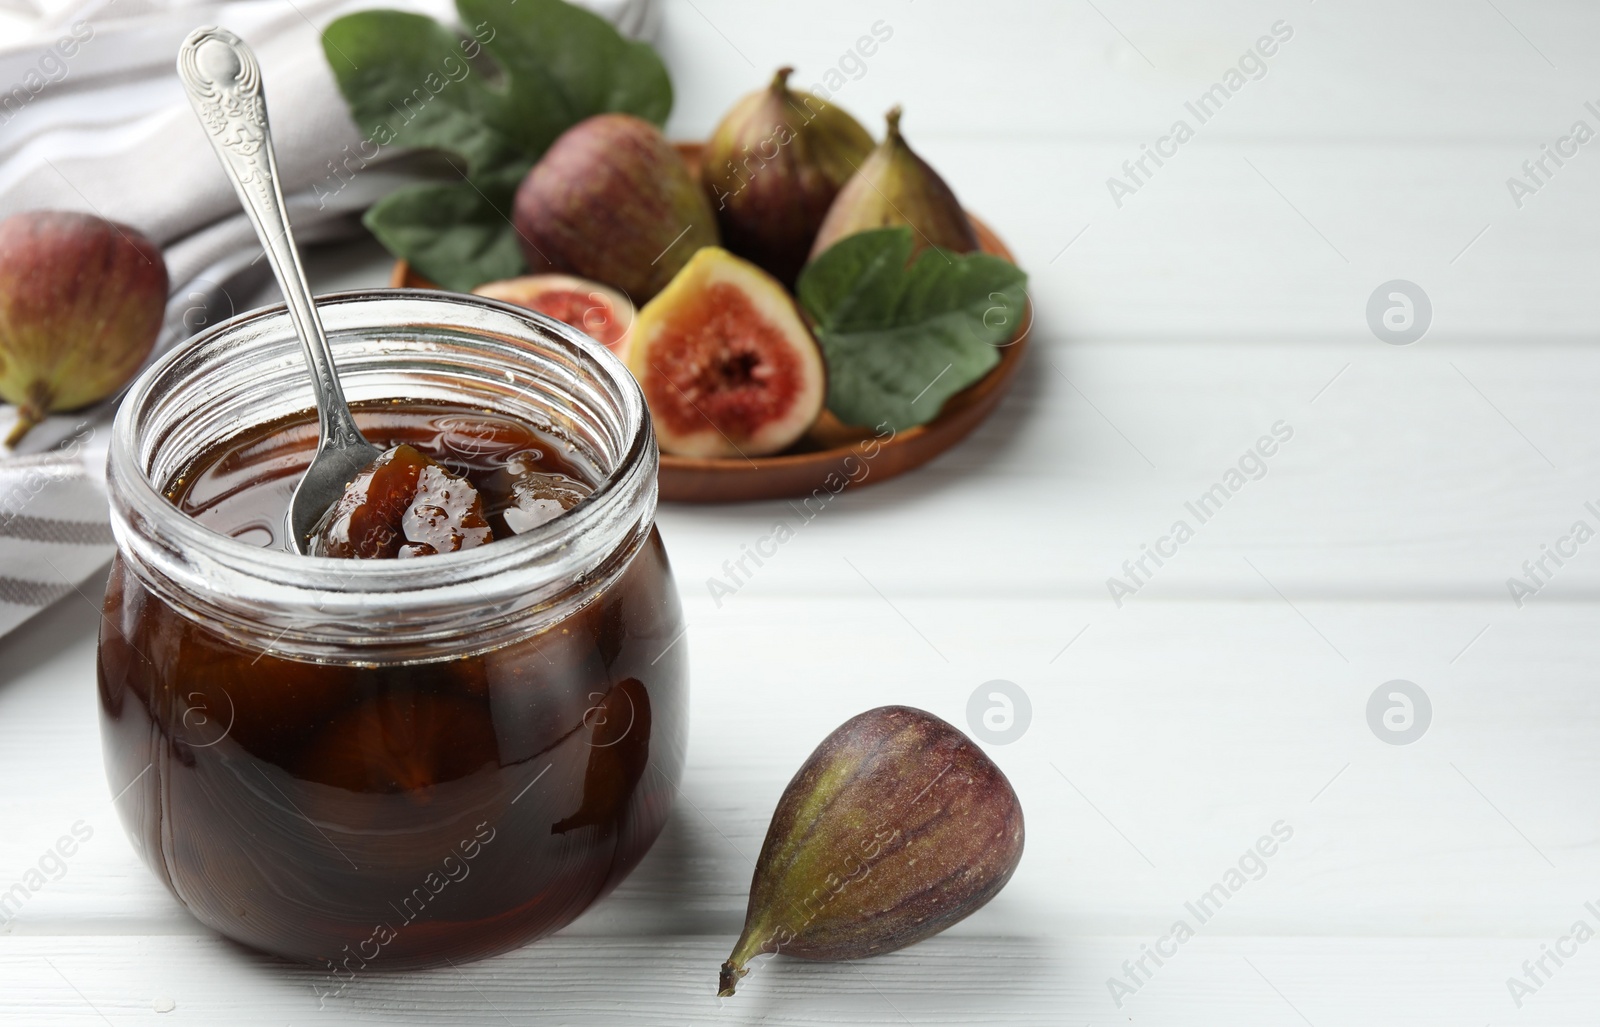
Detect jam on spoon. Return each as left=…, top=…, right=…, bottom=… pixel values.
left=309, top=444, right=493, bottom=559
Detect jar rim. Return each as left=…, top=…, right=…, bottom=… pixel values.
left=106, top=289, right=659, bottom=659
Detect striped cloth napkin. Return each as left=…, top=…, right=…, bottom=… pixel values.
left=0, top=437, right=116, bottom=633
left=0, top=0, right=656, bottom=637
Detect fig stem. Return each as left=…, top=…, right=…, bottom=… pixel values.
left=718, top=927, right=767, bottom=997
left=3, top=404, right=42, bottom=448
left=884, top=105, right=904, bottom=145
left=717, top=959, right=744, bottom=997
left=771, top=66, right=794, bottom=92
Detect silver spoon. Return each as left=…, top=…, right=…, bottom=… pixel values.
left=177, top=27, right=381, bottom=554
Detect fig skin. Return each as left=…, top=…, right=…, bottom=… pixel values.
left=627, top=246, right=825, bottom=459
left=808, top=107, right=979, bottom=263
left=512, top=115, right=718, bottom=303
left=0, top=210, right=167, bottom=447
left=703, top=67, right=874, bottom=288
left=473, top=273, right=636, bottom=359
left=719, top=705, right=1024, bottom=997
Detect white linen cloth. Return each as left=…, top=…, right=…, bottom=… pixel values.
left=0, top=0, right=656, bottom=636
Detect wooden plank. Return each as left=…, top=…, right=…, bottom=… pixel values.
left=656, top=0, right=1600, bottom=142
left=1, top=933, right=1596, bottom=1024
left=4, top=587, right=1597, bottom=941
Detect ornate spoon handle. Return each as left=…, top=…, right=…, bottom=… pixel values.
left=176, top=27, right=365, bottom=451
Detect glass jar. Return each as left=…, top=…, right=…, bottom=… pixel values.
left=98, top=290, right=688, bottom=973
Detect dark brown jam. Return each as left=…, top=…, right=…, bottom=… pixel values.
left=98, top=401, right=687, bottom=971
left=172, top=401, right=597, bottom=553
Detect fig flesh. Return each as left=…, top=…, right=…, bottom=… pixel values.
left=719, top=705, right=1024, bottom=996
left=703, top=67, right=874, bottom=288
left=473, top=274, right=635, bottom=358
left=626, top=247, right=824, bottom=459
left=511, top=114, right=718, bottom=302
left=310, top=444, right=493, bottom=559
left=0, top=210, right=168, bottom=446
left=809, top=107, right=979, bottom=263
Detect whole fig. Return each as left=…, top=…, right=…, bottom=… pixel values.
left=0, top=211, right=167, bottom=446
left=703, top=67, right=874, bottom=287
left=719, top=705, right=1024, bottom=996
left=512, top=114, right=718, bottom=302
left=808, top=107, right=979, bottom=263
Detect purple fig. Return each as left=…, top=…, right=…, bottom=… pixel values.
left=512, top=114, right=719, bottom=302
left=0, top=210, right=167, bottom=446
left=702, top=67, right=874, bottom=287
left=808, top=107, right=979, bottom=263
left=719, top=705, right=1024, bottom=996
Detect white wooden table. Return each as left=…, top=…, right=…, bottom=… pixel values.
left=7, top=0, right=1600, bottom=1022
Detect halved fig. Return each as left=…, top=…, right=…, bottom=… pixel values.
left=473, top=274, right=636, bottom=358
left=627, top=247, right=825, bottom=458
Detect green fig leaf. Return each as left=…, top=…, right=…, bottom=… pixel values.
left=322, top=0, right=673, bottom=288
left=320, top=11, right=521, bottom=180
left=797, top=228, right=1028, bottom=431
left=362, top=182, right=525, bottom=292
left=457, top=0, right=673, bottom=155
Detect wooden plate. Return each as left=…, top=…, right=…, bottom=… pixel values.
left=389, top=143, right=1030, bottom=503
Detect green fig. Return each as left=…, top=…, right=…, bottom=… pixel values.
left=512, top=114, right=719, bottom=302
left=0, top=210, right=167, bottom=447
left=702, top=67, right=874, bottom=287
left=808, top=107, right=980, bottom=263
left=719, top=705, right=1024, bottom=996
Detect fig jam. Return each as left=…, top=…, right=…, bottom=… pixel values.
left=98, top=400, right=687, bottom=970
left=174, top=402, right=597, bottom=553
